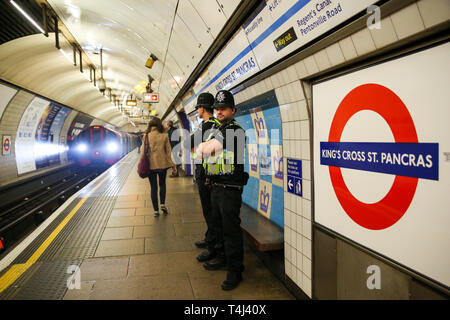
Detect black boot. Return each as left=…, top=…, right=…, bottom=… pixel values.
left=196, top=249, right=217, bottom=262
left=194, top=239, right=207, bottom=249
left=221, top=272, right=243, bottom=290
left=203, top=255, right=226, bottom=270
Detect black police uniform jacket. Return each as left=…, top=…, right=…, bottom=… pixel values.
left=186, top=116, right=220, bottom=180
left=205, top=118, right=246, bottom=186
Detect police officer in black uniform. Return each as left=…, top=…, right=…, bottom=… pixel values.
left=196, top=90, right=247, bottom=290
left=185, top=92, right=221, bottom=262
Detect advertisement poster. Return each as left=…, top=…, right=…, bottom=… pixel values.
left=48, top=106, right=71, bottom=166
left=15, top=96, right=50, bottom=174
left=35, top=103, right=61, bottom=169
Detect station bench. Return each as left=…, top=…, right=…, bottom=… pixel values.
left=240, top=204, right=284, bottom=251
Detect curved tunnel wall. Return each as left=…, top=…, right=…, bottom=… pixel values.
left=0, top=81, right=111, bottom=187
left=0, top=33, right=125, bottom=128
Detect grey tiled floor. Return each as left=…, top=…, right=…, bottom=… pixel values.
left=64, top=164, right=294, bottom=300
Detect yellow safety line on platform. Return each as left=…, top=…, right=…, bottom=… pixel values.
left=0, top=170, right=113, bottom=293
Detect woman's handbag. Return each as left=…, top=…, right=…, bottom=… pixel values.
left=137, top=134, right=150, bottom=178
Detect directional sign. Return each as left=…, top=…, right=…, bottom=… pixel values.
left=143, top=93, right=159, bottom=103
left=2, top=135, right=11, bottom=155
left=287, top=158, right=302, bottom=197
left=287, top=176, right=294, bottom=192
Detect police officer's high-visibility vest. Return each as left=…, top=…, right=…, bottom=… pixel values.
left=191, top=118, right=221, bottom=163
left=203, top=120, right=242, bottom=176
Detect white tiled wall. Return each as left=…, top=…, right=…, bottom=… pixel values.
left=232, top=0, right=448, bottom=299
left=262, top=62, right=313, bottom=297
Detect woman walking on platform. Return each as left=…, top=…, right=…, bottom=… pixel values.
left=140, top=117, right=176, bottom=217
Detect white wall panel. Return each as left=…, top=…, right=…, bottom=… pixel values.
left=0, top=83, right=17, bottom=121
left=189, top=0, right=227, bottom=39
left=216, top=0, right=240, bottom=19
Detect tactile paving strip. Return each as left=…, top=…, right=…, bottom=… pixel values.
left=6, top=260, right=82, bottom=300
left=0, top=153, right=137, bottom=300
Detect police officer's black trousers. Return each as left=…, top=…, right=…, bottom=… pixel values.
left=197, top=179, right=215, bottom=250
left=210, top=186, right=244, bottom=274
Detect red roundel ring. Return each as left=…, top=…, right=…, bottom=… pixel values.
left=4, top=138, right=10, bottom=151
left=328, top=84, right=419, bottom=230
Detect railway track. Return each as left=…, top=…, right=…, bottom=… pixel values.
left=0, top=165, right=105, bottom=257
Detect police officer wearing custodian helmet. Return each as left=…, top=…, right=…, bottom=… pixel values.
left=184, top=92, right=221, bottom=262
left=196, top=90, right=248, bottom=290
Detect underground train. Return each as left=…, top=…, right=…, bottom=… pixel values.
left=72, top=125, right=139, bottom=166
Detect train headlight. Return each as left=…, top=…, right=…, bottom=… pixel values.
left=107, top=142, right=118, bottom=152
left=77, top=143, right=87, bottom=152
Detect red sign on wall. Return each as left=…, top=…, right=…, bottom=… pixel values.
left=143, top=93, right=159, bottom=103
left=2, top=135, right=11, bottom=155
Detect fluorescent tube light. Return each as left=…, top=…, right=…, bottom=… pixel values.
left=10, top=0, right=45, bottom=34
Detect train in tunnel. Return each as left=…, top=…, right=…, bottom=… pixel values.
left=72, top=125, right=139, bottom=166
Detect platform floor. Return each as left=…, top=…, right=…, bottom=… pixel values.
left=0, top=150, right=293, bottom=300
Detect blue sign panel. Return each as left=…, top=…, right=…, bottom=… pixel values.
left=320, top=142, right=439, bottom=181
left=287, top=158, right=302, bottom=197
left=287, top=158, right=302, bottom=177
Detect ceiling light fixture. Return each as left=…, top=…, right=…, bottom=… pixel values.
left=10, top=0, right=45, bottom=34
left=145, top=54, right=158, bottom=69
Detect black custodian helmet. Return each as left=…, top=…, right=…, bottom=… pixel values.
left=214, top=90, right=235, bottom=109
left=195, top=92, right=215, bottom=112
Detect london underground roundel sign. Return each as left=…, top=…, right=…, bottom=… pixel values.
left=328, top=84, right=418, bottom=230
left=320, top=84, right=438, bottom=230
left=3, top=136, right=11, bottom=155
left=314, top=43, right=448, bottom=287
left=4, top=138, right=10, bottom=151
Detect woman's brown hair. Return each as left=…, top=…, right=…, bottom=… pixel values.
left=146, top=116, right=164, bottom=133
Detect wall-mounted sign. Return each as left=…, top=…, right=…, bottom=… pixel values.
left=273, top=26, right=297, bottom=52
left=2, top=135, right=11, bottom=155
left=313, top=43, right=450, bottom=288
left=143, top=93, right=159, bottom=103
left=126, top=100, right=137, bottom=107
left=185, top=0, right=378, bottom=107
left=286, top=158, right=302, bottom=197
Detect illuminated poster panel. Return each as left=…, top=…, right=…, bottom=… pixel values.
left=15, top=97, right=50, bottom=174
left=313, top=43, right=450, bottom=287
left=47, top=106, right=71, bottom=166
left=16, top=98, right=72, bottom=173
left=35, top=103, right=62, bottom=169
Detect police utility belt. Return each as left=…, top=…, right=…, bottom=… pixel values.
left=211, top=182, right=243, bottom=191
